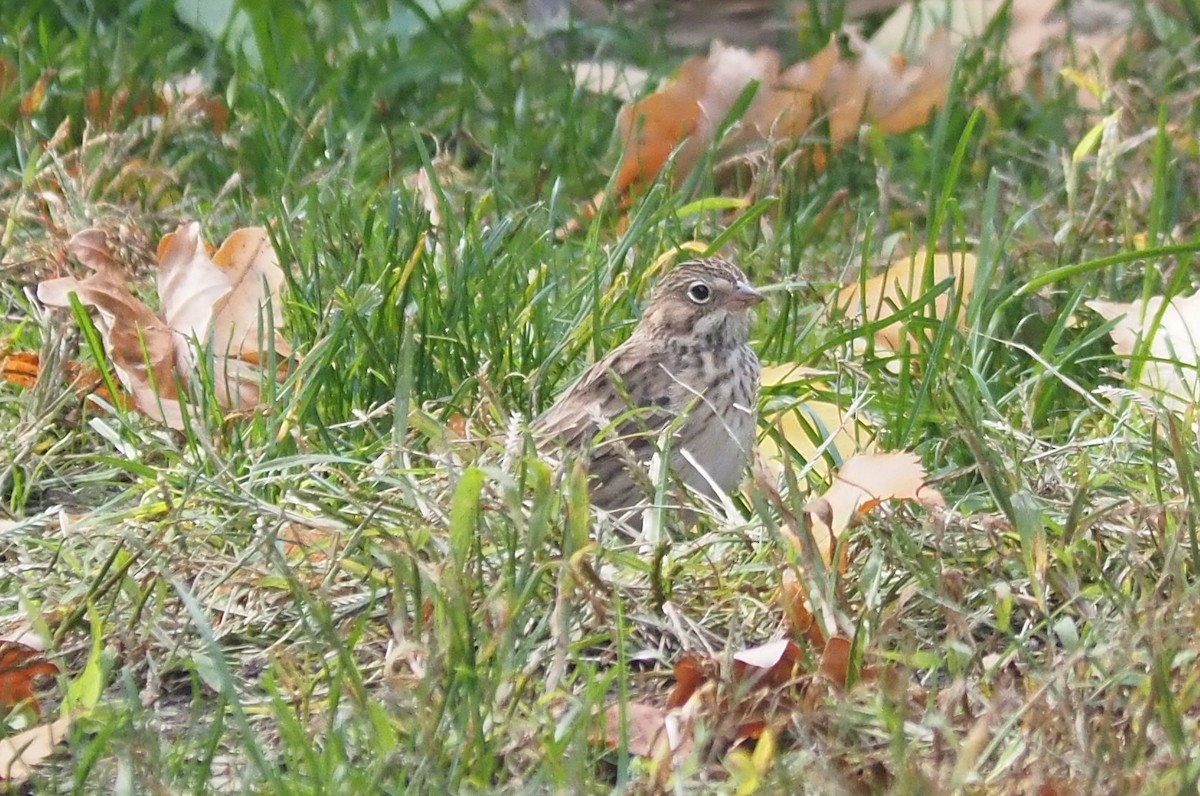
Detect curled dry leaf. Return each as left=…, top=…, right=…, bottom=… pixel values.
left=38, top=229, right=182, bottom=427
left=834, top=248, right=978, bottom=351
left=0, top=714, right=72, bottom=783
left=37, top=224, right=289, bottom=429
left=1088, top=293, right=1200, bottom=412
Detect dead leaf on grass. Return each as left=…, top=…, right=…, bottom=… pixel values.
left=606, top=31, right=953, bottom=201
left=797, top=451, right=944, bottom=569
left=0, top=714, right=71, bottom=783
left=757, top=363, right=875, bottom=479
left=1088, top=293, right=1200, bottom=412
left=37, top=224, right=290, bottom=429
left=0, top=630, right=57, bottom=715
left=834, top=248, right=978, bottom=351
left=602, top=701, right=673, bottom=758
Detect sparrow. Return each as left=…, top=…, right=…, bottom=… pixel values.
left=535, top=256, right=763, bottom=520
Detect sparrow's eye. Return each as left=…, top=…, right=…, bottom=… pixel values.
left=687, top=282, right=712, bottom=304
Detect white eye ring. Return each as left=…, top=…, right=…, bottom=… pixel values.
left=687, top=281, right=712, bottom=304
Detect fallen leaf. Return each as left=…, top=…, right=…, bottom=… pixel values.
left=732, top=638, right=804, bottom=688
left=779, top=571, right=826, bottom=647
left=756, top=364, right=874, bottom=479
left=38, top=224, right=289, bottom=429
left=0, top=631, right=56, bottom=715
left=1, top=352, right=39, bottom=389
left=1088, top=293, right=1200, bottom=411
left=603, top=701, right=671, bottom=758
left=817, top=635, right=853, bottom=687
left=572, top=60, right=652, bottom=103
left=798, top=451, right=943, bottom=569
left=601, top=28, right=954, bottom=208
left=0, top=714, right=71, bottom=783
left=667, top=654, right=708, bottom=709
left=614, top=42, right=779, bottom=196
left=18, top=69, right=54, bottom=116
left=1, top=352, right=128, bottom=410
left=38, top=230, right=183, bottom=427
left=834, top=249, right=978, bottom=351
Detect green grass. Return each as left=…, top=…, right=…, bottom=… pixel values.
left=3, top=0, right=1200, bottom=793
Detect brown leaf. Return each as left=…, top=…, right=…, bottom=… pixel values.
left=38, top=231, right=183, bottom=428
left=817, top=635, right=853, bottom=687
left=602, top=701, right=671, bottom=758
left=0, top=715, right=72, bottom=783
left=38, top=224, right=289, bottom=429
left=667, top=654, right=708, bottom=709
left=780, top=571, right=826, bottom=647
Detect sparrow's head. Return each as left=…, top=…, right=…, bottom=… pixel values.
left=639, top=257, right=763, bottom=346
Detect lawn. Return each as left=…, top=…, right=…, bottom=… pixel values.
left=3, top=0, right=1200, bottom=793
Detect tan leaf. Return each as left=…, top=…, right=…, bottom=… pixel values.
left=602, top=698, right=699, bottom=776
left=1088, top=293, right=1200, bottom=411
left=757, top=363, right=874, bottom=478
left=208, top=227, right=290, bottom=405
left=800, top=451, right=943, bottom=568
left=834, top=248, right=977, bottom=350
left=873, top=28, right=957, bottom=134
left=38, top=232, right=183, bottom=428
left=743, top=37, right=838, bottom=144
left=37, top=224, right=289, bottom=429
left=572, top=60, right=652, bottom=103
left=0, top=715, right=72, bottom=783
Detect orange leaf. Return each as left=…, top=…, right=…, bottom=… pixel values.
left=18, top=69, right=54, bottom=116
left=779, top=571, right=826, bottom=647
left=667, top=654, right=708, bottom=709
left=613, top=42, right=779, bottom=195
left=817, top=636, right=852, bottom=687
left=0, top=642, right=57, bottom=714
left=1, top=352, right=40, bottom=389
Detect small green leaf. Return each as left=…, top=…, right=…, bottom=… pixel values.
left=449, top=467, right=485, bottom=572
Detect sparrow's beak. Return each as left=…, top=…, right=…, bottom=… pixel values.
left=728, top=282, right=765, bottom=309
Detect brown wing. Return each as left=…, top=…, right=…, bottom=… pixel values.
left=535, top=337, right=683, bottom=448
left=535, top=337, right=688, bottom=513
